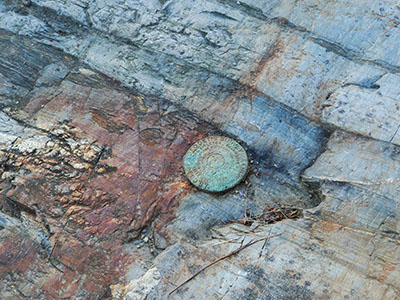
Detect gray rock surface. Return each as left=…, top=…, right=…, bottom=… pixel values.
left=121, top=131, right=400, bottom=300
left=0, top=0, right=399, bottom=299
left=0, top=0, right=398, bottom=126
left=321, top=74, right=400, bottom=145
left=303, top=131, right=400, bottom=201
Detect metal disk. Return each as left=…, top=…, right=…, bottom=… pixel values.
left=183, top=136, right=248, bottom=192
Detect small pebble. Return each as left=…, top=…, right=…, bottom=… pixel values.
left=72, top=163, right=87, bottom=170
left=97, top=167, right=106, bottom=174
left=143, top=237, right=149, bottom=243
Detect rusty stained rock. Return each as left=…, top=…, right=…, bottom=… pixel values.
left=0, top=69, right=219, bottom=298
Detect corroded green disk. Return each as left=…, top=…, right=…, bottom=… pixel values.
left=183, top=136, right=248, bottom=192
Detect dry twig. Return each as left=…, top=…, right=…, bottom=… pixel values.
left=231, top=206, right=302, bottom=226
left=168, top=235, right=276, bottom=297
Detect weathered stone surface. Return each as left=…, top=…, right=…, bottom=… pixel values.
left=0, top=31, right=214, bottom=298
left=113, top=130, right=400, bottom=299
left=0, top=28, right=76, bottom=106
left=0, top=85, right=214, bottom=298
left=0, top=27, right=329, bottom=299
left=0, top=0, right=399, bottom=299
left=115, top=133, right=400, bottom=300
left=321, top=74, right=400, bottom=145
left=223, top=95, right=328, bottom=177
left=0, top=0, right=397, bottom=125
left=303, top=131, right=400, bottom=201
left=117, top=217, right=399, bottom=299
left=247, top=36, right=387, bottom=120
left=268, top=0, right=400, bottom=67
left=24, top=0, right=400, bottom=68
left=0, top=111, right=25, bottom=147
left=113, top=267, right=161, bottom=300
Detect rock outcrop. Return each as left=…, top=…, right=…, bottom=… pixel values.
left=0, top=0, right=399, bottom=299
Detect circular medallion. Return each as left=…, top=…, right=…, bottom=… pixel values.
left=183, top=136, right=248, bottom=192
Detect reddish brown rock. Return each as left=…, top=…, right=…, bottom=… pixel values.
left=0, top=67, right=217, bottom=298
